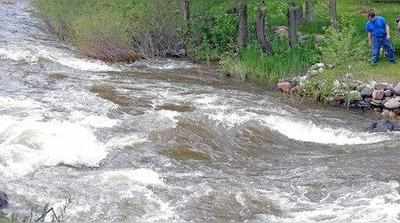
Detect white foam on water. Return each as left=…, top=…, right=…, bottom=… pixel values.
left=0, top=44, right=120, bottom=72
left=0, top=47, right=38, bottom=63
left=106, top=134, right=148, bottom=148
left=259, top=115, right=389, bottom=145
left=0, top=115, right=108, bottom=177
left=0, top=96, right=41, bottom=110
left=35, top=46, right=121, bottom=72
left=131, top=59, right=194, bottom=70
left=204, top=108, right=389, bottom=145
left=69, top=111, right=118, bottom=128
left=101, top=168, right=164, bottom=186
left=254, top=181, right=400, bottom=223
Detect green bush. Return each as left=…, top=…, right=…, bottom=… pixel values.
left=320, top=23, right=368, bottom=67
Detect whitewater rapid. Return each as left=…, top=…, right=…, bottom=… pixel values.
left=0, top=1, right=400, bottom=223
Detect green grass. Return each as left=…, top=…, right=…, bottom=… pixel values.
left=221, top=40, right=319, bottom=85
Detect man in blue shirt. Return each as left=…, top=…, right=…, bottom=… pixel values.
left=366, top=11, right=396, bottom=64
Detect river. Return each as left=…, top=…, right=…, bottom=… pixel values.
left=1, top=1, right=400, bottom=223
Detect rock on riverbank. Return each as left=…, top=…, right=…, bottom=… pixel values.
left=277, top=63, right=400, bottom=120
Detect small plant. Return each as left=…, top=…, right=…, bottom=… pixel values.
left=320, top=21, right=368, bottom=67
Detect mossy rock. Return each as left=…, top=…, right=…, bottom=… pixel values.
left=162, top=148, right=210, bottom=161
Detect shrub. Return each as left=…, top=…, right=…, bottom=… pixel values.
left=320, top=22, right=368, bottom=67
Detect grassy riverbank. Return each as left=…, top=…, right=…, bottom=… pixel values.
left=34, top=0, right=400, bottom=85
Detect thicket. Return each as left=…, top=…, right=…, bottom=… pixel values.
left=34, top=0, right=400, bottom=85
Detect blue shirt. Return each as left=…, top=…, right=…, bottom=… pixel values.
left=366, top=16, right=387, bottom=38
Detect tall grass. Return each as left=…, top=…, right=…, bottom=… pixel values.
left=34, top=0, right=182, bottom=61
left=221, top=40, right=319, bottom=85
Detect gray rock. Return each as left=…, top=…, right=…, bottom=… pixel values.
left=360, top=87, right=373, bottom=98
left=375, top=83, right=389, bottom=90
left=384, top=90, right=393, bottom=97
left=0, top=191, right=8, bottom=209
left=384, top=97, right=400, bottom=109
left=394, top=83, right=400, bottom=96
left=372, top=90, right=385, bottom=100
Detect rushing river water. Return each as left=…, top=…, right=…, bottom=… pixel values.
left=1, top=1, right=400, bottom=223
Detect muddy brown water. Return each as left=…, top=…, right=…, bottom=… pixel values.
left=1, top=1, right=400, bottom=223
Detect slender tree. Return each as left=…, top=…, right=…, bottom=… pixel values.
left=329, top=0, right=338, bottom=29
left=238, top=0, right=248, bottom=49
left=288, top=4, right=300, bottom=47
left=256, top=1, right=273, bottom=55
left=180, top=0, right=191, bottom=55
left=304, top=0, right=315, bottom=23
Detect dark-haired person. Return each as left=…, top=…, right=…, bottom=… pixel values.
left=397, top=16, right=400, bottom=33
left=366, top=11, right=396, bottom=64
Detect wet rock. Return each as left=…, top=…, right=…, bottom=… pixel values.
left=0, top=191, right=8, bottom=209
left=277, top=81, right=294, bottom=94
left=372, top=90, right=385, bottom=100
left=155, top=103, right=194, bottom=113
left=384, top=97, right=400, bottom=109
left=374, top=83, right=389, bottom=90
left=384, top=90, right=393, bottom=97
left=370, top=99, right=383, bottom=107
left=368, top=120, right=400, bottom=132
left=393, top=108, right=400, bottom=115
left=355, top=100, right=371, bottom=110
left=394, top=83, right=400, bottom=96
left=347, top=90, right=362, bottom=102
left=360, top=87, right=373, bottom=98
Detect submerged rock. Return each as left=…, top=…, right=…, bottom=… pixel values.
left=162, top=148, right=210, bottom=161
left=368, top=120, right=400, bottom=132
left=0, top=191, right=8, bottom=209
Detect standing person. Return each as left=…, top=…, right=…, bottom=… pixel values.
left=366, top=10, right=396, bottom=64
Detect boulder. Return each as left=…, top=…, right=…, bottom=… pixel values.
left=0, top=191, right=8, bottom=209
left=394, top=83, right=400, bottom=96
left=384, top=97, right=400, bottom=109
left=360, top=87, right=373, bottom=98
left=384, top=90, right=393, bottom=97
left=277, top=81, right=293, bottom=94
left=372, top=89, right=385, bottom=100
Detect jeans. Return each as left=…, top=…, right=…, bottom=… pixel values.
left=372, top=36, right=396, bottom=64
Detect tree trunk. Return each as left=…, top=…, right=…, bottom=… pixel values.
left=256, top=1, right=273, bottom=55
left=238, top=0, right=248, bottom=49
left=181, top=0, right=191, bottom=55
left=288, top=6, right=300, bottom=48
left=304, top=0, right=314, bottom=23
left=329, top=0, right=338, bottom=29
left=181, top=0, right=190, bottom=30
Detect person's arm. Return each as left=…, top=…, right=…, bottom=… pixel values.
left=368, top=32, right=372, bottom=47
left=386, top=24, right=391, bottom=39
left=397, top=21, right=400, bottom=33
